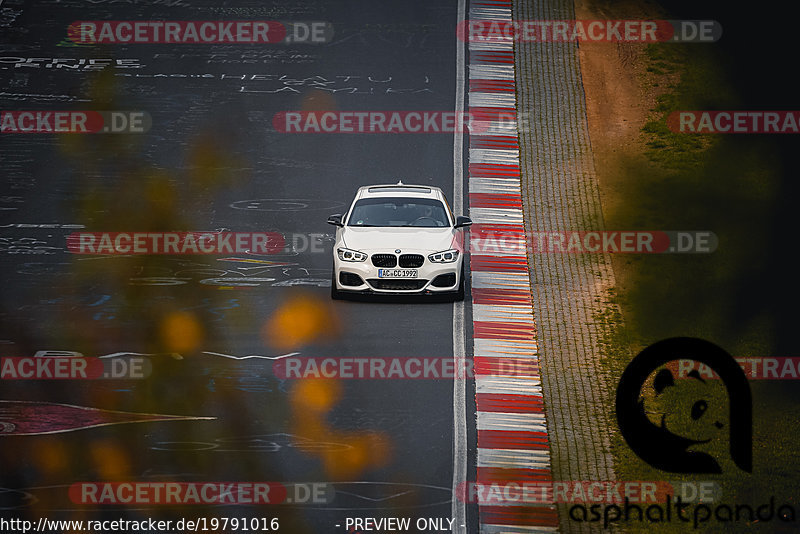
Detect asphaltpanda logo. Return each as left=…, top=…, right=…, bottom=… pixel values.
left=616, top=337, right=752, bottom=474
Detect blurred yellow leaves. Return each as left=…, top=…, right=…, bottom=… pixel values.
left=301, top=89, right=338, bottom=112
left=265, top=290, right=390, bottom=478
left=89, top=439, right=131, bottom=480
left=321, top=431, right=391, bottom=480
left=262, top=291, right=341, bottom=351
left=31, top=440, right=71, bottom=476
left=185, top=133, right=240, bottom=188
left=290, top=378, right=342, bottom=414
left=160, top=311, right=204, bottom=354
left=290, top=380, right=391, bottom=480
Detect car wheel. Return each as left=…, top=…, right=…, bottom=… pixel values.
left=453, top=264, right=465, bottom=302
left=331, top=270, right=342, bottom=300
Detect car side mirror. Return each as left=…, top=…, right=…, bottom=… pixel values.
left=327, top=214, right=344, bottom=227
left=455, top=216, right=472, bottom=228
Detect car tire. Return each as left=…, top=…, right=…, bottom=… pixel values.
left=453, top=264, right=465, bottom=302
left=331, top=270, right=343, bottom=300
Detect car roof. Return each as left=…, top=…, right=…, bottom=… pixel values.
left=356, top=182, right=444, bottom=200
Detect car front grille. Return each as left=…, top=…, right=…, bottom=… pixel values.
left=398, top=254, right=424, bottom=268
left=367, top=279, right=428, bottom=291
left=371, top=254, right=397, bottom=267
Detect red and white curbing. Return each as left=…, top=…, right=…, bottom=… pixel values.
left=467, top=0, right=559, bottom=532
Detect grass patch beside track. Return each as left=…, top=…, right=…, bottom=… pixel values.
left=578, top=2, right=798, bottom=532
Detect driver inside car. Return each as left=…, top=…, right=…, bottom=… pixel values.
left=413, top=203, right=444, bottom=226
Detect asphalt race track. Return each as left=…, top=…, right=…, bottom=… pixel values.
left=0, top=1, right=478, bottom=532
left=6, top=0, right=800, bottom=533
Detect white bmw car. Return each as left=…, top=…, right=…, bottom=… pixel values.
left=328, top=182, right=472, bottom=300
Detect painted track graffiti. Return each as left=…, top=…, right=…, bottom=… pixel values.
left=0, top=400, right=214, bottom=435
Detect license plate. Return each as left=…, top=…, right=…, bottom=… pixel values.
left=378, top=269, right=418, bottom=278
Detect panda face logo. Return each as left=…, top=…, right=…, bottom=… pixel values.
left=616, top=337, right=752, bottom=474
left=647, top=368, right=727, bottom=444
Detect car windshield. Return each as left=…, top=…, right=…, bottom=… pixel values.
left=347, top=197, right=450, bottom=227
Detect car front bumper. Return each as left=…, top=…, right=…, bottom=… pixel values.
left=333, top=252, right=462, bottom=294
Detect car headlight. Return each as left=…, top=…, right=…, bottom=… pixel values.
left=428, top=249, right=460, bottom=263
left=337, top=247, right=368, bottom=262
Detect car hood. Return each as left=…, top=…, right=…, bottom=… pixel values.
left=341, top=226, right=456, bottom=252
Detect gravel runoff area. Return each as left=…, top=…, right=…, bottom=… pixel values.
left=513, top=0, right=619, bottom=531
